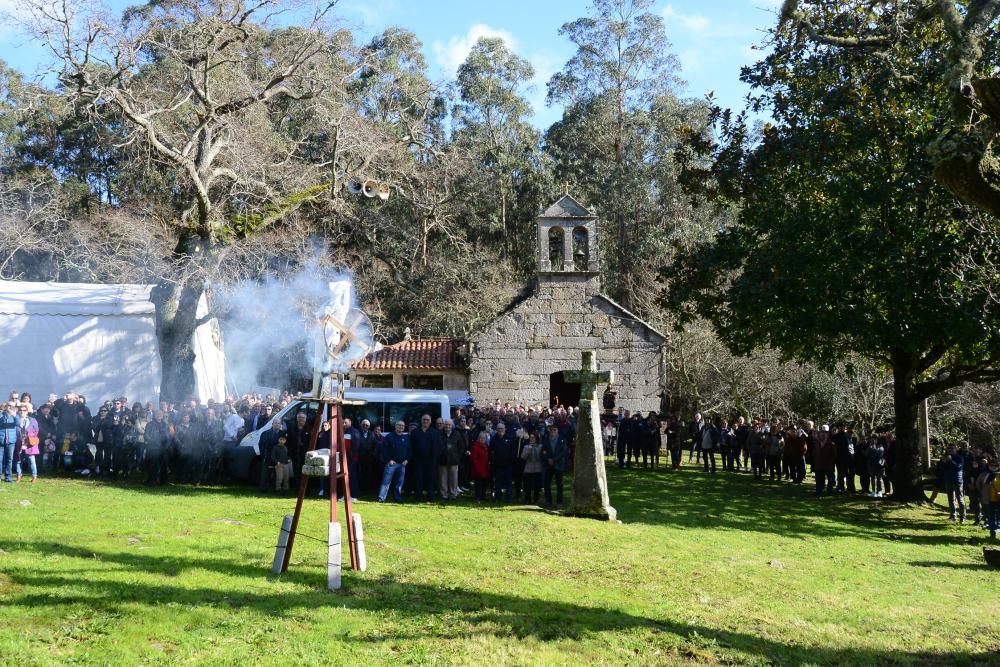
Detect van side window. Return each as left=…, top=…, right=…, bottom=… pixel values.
left=388, top=402, right=441, bottom=430
left=344, top=402, right=384, bottom=431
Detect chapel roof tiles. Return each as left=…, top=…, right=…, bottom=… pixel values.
left=351, top=338, right=464, bottom=371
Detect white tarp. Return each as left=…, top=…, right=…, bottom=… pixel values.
left=0, top=280, right=225, bottom=404
left=192, top=292, right=227, bottom=402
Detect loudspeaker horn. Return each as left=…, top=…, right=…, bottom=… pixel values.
left=362, top=179, right=379, bottom=198
left=345, top=179, right=363, bottom=195
left=377, top=182, right=390, bottom=201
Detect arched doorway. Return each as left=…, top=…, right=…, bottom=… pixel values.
left=549, top=370, right=581, bottom=409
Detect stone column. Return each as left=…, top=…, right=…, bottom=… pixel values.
left=563, top=226, right=574, bottom=271
left=565, top=351, right=617, bottom=521
left=588, top=224, right=599, bottom=270
left=538, top=224, right=551, bottom=271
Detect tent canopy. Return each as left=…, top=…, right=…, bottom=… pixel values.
left=0, top=280, right=225, bottom=405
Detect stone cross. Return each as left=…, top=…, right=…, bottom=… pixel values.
left=564, top=351, right=617, bottom=521
left=564, top=350, right=611, bottom=398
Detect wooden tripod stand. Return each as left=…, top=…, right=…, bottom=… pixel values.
left=273, top=395, right=367, bottom=587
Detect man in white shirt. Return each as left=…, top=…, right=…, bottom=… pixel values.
left=223, top=407, right=245, bottom=445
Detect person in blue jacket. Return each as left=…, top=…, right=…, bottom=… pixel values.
left=377, top=420, right=410, bottom=503
left=0, top=402, right=19, bottom=483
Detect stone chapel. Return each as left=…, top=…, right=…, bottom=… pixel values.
left=467, top=194, right=668, bottom=413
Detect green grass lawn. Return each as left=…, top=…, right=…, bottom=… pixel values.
left=0, top=464, right=997, bottom=666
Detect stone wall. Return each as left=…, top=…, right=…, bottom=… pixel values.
left=352, top=369, right=468, bottom=391
left=468, top=276, right=666, bottom=413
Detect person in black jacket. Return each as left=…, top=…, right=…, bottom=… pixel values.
left=355, top=419, right=378, bottom=496
left=489, top=421, right=516, bottom=502
left=436, top=420, right=463, bottom=500
left=645, top=413, right=662, bottom=469
left=110, top=400, right=131, bottom=479
left=540, top=423, right=569, bottom=508
left=285, top=412, right=312, bottom=485
left=258, top=418, right=284, bottom=491
left=143, top=411, right=170, bottom=485
left=854, top=437, right=871, bottom=494
left=882, top=434, right=897, bottom=496
left=688, top=413, right=704, bottom=464
left=833, top=424, right=855, bottom=493
left=616, top=411, right=632, bottom=468
left=91, top=406, right=113, bottom=477
left=33, top=404, right=58, bottom=471
left=172, top=412, right=196, bottom=483
left=270, top=434, right=291, bottom=493
left=409, top=414, right=441, bottom=502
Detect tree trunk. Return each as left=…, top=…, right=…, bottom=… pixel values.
left=890, top=353, right=925, bottom=502
left=501, top=189, right=508, bottom=257
left=150, top=234, right=210, bottom=403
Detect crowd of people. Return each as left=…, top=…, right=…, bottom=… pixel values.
left=0, top=389, right=302, bottom=486
left=659, top=412, right=1000, bottom=540
left=0, top=389, right=582, bottom=508
left=3, top=387, right=998, bottom=540
left=258, top=403, right=582, bottom=509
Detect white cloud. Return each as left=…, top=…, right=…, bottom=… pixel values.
left=431, top=23, right=518, bottom=73
left=662, top=4, right=711, bottom=33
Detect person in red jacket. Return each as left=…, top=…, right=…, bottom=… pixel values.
left=469, top=431, right=490, bottom=503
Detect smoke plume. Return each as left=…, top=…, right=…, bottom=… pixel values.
left=215, top=258, right=374, bottom=395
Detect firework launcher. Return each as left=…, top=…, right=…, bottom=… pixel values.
left=271, top=280, right=375, bottom=590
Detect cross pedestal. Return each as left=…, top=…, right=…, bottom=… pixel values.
left=564, top=350, right=617, bottom=521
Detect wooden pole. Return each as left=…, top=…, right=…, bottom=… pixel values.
left=327, top=404, right=360, bottom=570
left=329, top=403, right=339, bottom=524
left=280, top=403, right=325, bottom=573
left=341, top=415, right=359, bottom=570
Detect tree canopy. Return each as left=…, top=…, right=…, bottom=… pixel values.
left=667, top=0, right=1000, bottom=499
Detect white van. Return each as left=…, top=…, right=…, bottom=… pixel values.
left=226, top=389, right=460, bottom=480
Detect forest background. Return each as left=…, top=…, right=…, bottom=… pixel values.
left=1, top=0, right=1000, bottom=467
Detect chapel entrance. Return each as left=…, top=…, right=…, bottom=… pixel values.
left=549, top=370, right=581, bottom=409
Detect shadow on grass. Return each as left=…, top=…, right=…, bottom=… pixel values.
left=606, top=466, right=960, bottom=545
left=908, top=560, right=994, bottom=571
left=48, top=463, right=964, bottom=547
left=54, top=476, right=267, bottom=499
left=0, top=538, right=992, bottom=666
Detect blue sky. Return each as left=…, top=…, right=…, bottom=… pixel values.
left=1, top=0, right=783, bottom=128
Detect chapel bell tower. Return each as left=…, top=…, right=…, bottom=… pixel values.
left=537, top=194, right=601, bottom=294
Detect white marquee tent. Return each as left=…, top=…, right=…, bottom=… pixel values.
left=0, top=280, right=226, bottom=404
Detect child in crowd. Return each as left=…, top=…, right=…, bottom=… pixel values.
left=272, top=434, right=290, bottom=493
